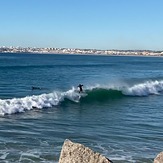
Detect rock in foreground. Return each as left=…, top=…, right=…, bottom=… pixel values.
left=154, top=152, right=163, bottom=163
left=59, top=139, right=112, bottom=163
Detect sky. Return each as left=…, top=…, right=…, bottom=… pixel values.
left=0, top=0, right=163, bottom=50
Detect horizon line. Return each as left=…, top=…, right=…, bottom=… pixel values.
left=0, top=46, right=162, bottom=52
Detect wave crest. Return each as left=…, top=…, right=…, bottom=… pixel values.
left=123, top=80, right=163, bottom=96
left=0, top=80, right=163, bottom=115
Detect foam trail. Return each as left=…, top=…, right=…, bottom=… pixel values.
left=0, top=88, right=82, bottom=116
left=1, top=80, right=163, bottom=115
left=123, top=80, right=163, bottom=96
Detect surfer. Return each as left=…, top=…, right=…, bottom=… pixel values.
left=32, top=86, right=41, bottom=90
left=78, top=84, right=83, bottom=93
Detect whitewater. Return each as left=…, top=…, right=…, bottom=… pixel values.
left=1, top=80, right=163, bottom=116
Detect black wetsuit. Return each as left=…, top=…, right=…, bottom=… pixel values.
left=78, top=84, right=83, bottom=92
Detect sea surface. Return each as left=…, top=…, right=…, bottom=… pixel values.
left=0, top=53, right=163, bottom=163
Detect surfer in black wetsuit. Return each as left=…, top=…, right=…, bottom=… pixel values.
left=32, top=86, right=41, bottom=90
left=78, top=84, right=83, bottom=93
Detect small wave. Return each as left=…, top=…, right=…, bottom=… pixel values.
left=81, top=88, right=123, bottom=103
left=0, top=80, right=163, bottom=115
left=0, top=88, right=82, bottom=116
left=123, top=80, right=163, bottom=96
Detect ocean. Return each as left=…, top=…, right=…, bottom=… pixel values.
left=0, top=53, right=163, bottom=163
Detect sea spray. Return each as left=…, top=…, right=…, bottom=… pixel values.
left=0, top=88, right=83, bottom=115
left=1, top=80, right=163, bottom=115
left=123, top=80, right=163, bottom=96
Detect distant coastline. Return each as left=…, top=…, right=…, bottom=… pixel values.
left=0, top=46, right=163, bottom=57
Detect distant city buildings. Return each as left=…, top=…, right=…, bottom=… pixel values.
left=0, top=46, right=163, bottom=56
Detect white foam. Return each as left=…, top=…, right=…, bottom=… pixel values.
left=1, top=80, right=163, bottom=115
left=0, top=152, right=9, bottom=160
left=123, top=80, right=163, bottom=96
left=84, top=80, right=163, bottom=97
left=0, top=88, right=83, bottom=116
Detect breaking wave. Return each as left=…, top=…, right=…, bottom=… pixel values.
left=0, top=80, right=163, bottom=115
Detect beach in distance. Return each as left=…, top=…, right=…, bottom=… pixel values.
left=0, top=53, right=163, bottom=162
left=0, top=46, right=163, bottom=57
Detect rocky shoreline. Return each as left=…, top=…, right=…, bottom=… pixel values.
left=58, top=139, right=163, bottom=163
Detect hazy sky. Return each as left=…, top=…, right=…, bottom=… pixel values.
left=0, top=0, right=163, bottom=50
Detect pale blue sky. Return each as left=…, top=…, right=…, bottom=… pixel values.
left=0, top=0, right=163, bottom=50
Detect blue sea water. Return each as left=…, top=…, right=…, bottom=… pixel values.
left=0, top=53, right=163, bottom=162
